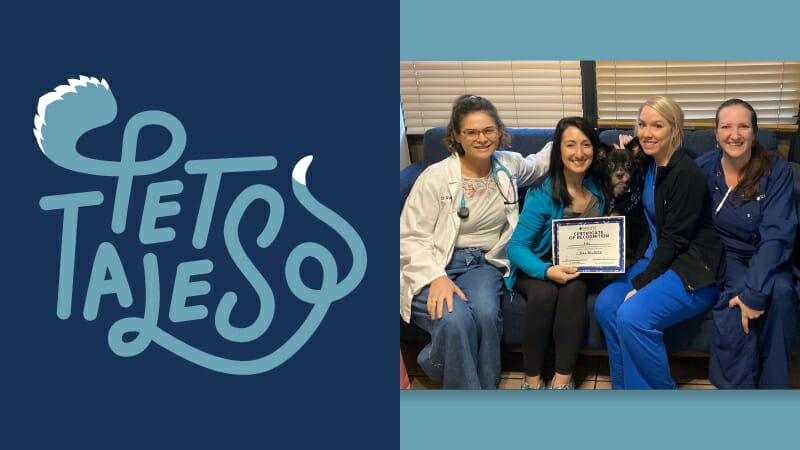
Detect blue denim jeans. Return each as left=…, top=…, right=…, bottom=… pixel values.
left=411, top=248, right=504, bottom=389
left=594, top=258, right=718, bottom=389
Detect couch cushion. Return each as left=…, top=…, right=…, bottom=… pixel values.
left=421, top=127, right=554, bottom=167
left=599, top=129, right=777, bottom=159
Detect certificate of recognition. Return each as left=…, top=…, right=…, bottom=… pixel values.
left=551, top=216, right=625, bottom=273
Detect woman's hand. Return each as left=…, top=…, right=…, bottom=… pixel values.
left=624, top=289, right=638, bottom=301
left=728, top=296, right=764, bottom=334
left=427, top=275, right=468, bottom=319
left=615, top=134, right=633, bottom=149
left=545, top=265, right=580, bottom=285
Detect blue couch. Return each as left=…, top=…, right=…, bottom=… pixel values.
left=400, top=126, right=800, bottom=353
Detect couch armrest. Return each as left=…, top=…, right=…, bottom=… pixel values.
left=400, top=161, right=424, bottom=215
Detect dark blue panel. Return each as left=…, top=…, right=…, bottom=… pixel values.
left=0, top=2, right=397, bottom=448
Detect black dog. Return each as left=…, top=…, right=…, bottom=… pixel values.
left=594, top=137, right=646, bottom=216
left=594, top=137, right=648, bottom=267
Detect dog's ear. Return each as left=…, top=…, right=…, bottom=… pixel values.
left=626, top=136, right=642, bottom=156
left=595, top=142, right=612, bottom=161
left=626, top=137, right=647, bottom=171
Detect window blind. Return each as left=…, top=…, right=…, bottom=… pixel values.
left=596, top=61, right=800, bottom=130
left=400, top=61, right=583, bottom=134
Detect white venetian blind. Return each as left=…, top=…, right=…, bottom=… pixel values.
left=400, top=61, right=583, bottom=134
left=596, top=61, right=800, bottom=130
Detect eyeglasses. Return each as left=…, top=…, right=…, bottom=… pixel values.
left=461, top=127, right=498, bottom=141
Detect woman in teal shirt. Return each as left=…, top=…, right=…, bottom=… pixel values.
left=507, top=116, right=605, bottom=390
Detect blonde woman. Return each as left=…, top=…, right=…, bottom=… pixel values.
left=594, top=96, right=725, bottom=389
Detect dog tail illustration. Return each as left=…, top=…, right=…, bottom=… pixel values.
left=288, top=155, right=368, bottom=304
left=33, top=76, right=117, bottom=172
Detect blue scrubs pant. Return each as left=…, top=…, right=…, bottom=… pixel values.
left=595, top=258, right=719, bottom=389
left=708, top=259, right=798, bottom=389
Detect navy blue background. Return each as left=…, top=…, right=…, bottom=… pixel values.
left=1, top=3, right=396, bottom=448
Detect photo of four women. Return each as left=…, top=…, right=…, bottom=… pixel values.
left=400, top=94, right=798, bottom=389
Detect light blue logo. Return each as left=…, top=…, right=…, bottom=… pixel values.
left=34, top=75, right=367, bottom=375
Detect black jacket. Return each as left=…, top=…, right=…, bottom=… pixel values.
left=632, top=148, right=726, bottom=291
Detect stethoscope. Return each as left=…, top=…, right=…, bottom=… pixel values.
left=458, top=155, right=516, bottom=219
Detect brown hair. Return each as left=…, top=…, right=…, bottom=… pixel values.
left=445, top=95, right=511, bottom=155
left=715, top=98, right=771, bottom=203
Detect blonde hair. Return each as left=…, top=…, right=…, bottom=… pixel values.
left=637, top=95, right=684, bottom=152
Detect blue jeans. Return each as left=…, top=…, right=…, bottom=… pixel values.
left=411, top=248, right=504, bottom=389
left=594, top=258, right=718, bottom=389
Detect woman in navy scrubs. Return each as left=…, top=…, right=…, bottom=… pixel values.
left=696, top=98, right=798, bottom=388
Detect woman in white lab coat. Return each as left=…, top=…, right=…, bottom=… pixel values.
left=400, top=95, right=551, bottom=389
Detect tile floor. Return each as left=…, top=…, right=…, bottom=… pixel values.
left=401, top=341, right=800, bottom=389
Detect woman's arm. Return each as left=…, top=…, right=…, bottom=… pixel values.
left=507, top=186, right=553, bottom=280
left=740, top=161, right=797, bottom=311
left=505, top=142, right=553, bottom=188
